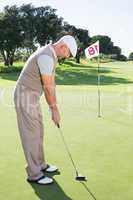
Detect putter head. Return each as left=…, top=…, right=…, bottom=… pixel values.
left=75, top=174, right=87, bottom=181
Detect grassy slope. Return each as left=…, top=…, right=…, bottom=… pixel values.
left=0, top=60, right=133, bottom=200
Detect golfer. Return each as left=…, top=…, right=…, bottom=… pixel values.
left=14, top=35, right=77, bottom=185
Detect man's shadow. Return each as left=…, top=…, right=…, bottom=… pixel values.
left=28, top=171, right=72, bottom=200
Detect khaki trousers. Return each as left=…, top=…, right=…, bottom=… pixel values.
left=14, top=84, right=46, bottom=180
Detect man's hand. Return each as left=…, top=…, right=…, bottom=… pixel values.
left=51, top=105, right=60, bottom=126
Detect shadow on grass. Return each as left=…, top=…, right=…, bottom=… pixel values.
left=0, top=72, right=20, bottom=82
left=64, top=60, right=113, bottom=73
left=29, top=181, right=72, bottom=200
left=0, top=61, right=133, bottom=85
left=29, top=171, right=72, bottom=200
left=0, top=65, right=22, bottom=82
left=55, top=67, right=133, bottom=85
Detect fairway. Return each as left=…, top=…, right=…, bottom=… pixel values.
left=0, top=60, right=133, bottom=200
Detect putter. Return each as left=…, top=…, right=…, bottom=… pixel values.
left=57, top=123, right=86, bottom=181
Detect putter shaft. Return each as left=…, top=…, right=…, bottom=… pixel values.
left=57, top=124, right=79, bottom=175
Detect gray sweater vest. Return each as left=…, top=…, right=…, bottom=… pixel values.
left=16, top=45, right=57, bottom=94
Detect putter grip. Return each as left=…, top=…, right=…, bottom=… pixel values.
left=57, top=123, right=60, bottom=128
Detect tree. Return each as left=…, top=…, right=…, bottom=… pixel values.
left=90, top=35, right=126, bottom=61
left=34, top=6, right=63, bottom=45
left=63, top=22, right=90, bottom=49
left=111, top=46, right=121, bottom=55
left=63, top=22, right=77, bottom=36
left=20, top=5, right=63, bottom=52
left=91, top=35, right=116, bottom=54
left=117, top=54, right=127, bottom=61
left=129, top=52, right=133, bottom=60
left=0, top=5, right=23, bottom=66
left=75, top=47, right=82, bottom=63
left=75, top=28, right=90, bottom=49
left=19, top=4, right=37, bottom=54
left=0, top=4, right=64, bottom=65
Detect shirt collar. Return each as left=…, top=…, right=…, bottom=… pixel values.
left=49, top=44, right=57, bottom=60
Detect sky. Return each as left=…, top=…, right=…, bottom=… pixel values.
left=0, top=0, right=132, bottom=56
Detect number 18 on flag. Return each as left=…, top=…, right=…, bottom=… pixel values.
left=85, top=41, right=99, bottom=59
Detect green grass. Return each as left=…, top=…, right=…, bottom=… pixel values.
left=0, top=59, right=133, bottom=200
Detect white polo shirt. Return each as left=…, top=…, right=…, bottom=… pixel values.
left=37, top=44, right=57, bottom=75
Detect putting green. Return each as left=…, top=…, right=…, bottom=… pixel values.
left=0, top=60, right=133, bottom=200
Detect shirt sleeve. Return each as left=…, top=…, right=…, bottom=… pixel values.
left=37, top=55, right=54, bottom=75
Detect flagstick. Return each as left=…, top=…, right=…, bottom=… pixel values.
left=97, top=55, right=101, bottom=117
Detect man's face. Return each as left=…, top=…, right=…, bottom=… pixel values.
left=59, top=44, right=71, bottom=59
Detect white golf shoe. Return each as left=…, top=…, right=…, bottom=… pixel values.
left=42, top=164, right=58, bottom=173
left=27, top=175, right=53, bottom=185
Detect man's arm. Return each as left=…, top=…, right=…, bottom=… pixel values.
left=41, top=74, right=60, bottom=125
left=41, top=75, right=56, bottom=108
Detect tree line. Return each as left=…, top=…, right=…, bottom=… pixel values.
left=0, top=4, right=132, bottom=67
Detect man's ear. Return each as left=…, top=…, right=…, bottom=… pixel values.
left=60, top=43, right=66, bottom=49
